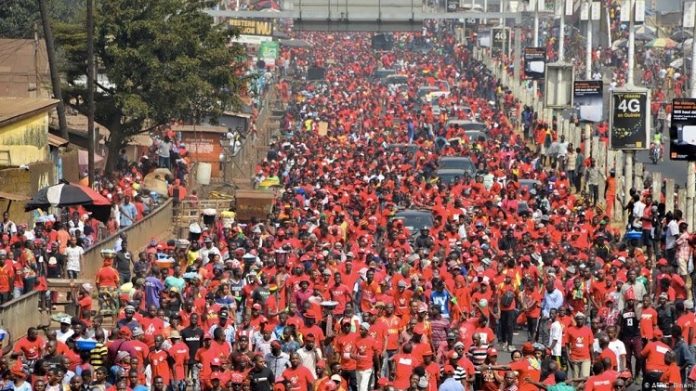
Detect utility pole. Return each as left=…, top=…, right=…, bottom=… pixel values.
left=38, top=0, right=69, bottom=140
left=584, top=0, right=592, bottom=156
left=87, top=0, right=95, bottom=187
left=624, top=0, right=635, bottom=219
left=532, top=0, right=539, bottom=103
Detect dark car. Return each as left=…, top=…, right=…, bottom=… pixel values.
left=437, top=157, right=475, bottom=174
left=435, top=168, right=470, bottom=185
left=393, top=209, right=434, bottom=236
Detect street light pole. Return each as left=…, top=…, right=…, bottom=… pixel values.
left=627, top=0, right=636, bottom=85
left=533, top=0, right=539, bottom=103
left=586, top=0, right=592, bottom=80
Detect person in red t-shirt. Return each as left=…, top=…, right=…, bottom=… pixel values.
left=11, top=327, right=44, bottom=361
left=334, top=320, right=358, bottom=390
left=641, top=328, right=672, bottom=387
left=354, top=322, right=379, bottom=391
left=167, top=331, right=189, bottom=390
left=95, top=258, right=120, bottom=288
left=488, top=342, right=540, bottom=391
left=282, top=353, right=315, bottom=391
left=564, top=312, right=594, bottom=379
left=584, top=361, right=613, bottom=391
left=148, top=335, right=172, bottom=386
left=390, top=343, right=418, bottom=390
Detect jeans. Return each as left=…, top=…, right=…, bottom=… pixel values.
left=381, top=350, right=396, bottom=378
left=527, top=316, right=539, bottom=342
left=158, top=156, right=170, bottom=169
left=342, top=369, right=358, bottom=391
left=589, top=184, right=599, bottom=206
left=356, top=368, right=373, bottom=391
left=0, top=291, right=10, bottom=304
left=170, top=379, right=186, bottom=391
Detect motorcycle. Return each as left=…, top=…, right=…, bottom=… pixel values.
left=650, top=143, right=662, bottom=164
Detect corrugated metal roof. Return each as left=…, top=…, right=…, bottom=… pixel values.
left=47, top=133, right=69, bottom=147
left=0, top=97, right=58, bottom=127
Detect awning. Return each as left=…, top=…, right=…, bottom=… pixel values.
left=0, top=191, right=30, bottom=201
left=47, top=133, right=69, bottom=147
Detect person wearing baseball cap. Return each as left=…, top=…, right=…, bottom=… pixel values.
left=168, top=329, right=189, bottom=390
left=266, top=340, right=290, bottom=379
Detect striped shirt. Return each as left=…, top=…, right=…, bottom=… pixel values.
left=90, top=343, right=108, bottom=367
left=468, top=344, right=488, bottom=372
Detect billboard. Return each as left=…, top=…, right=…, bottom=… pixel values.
left=477, top=30, right=492, bottom=48
left=610, top=90, right=650, bottom=150
left=670, top=98, right=696, bottom=160
left=491, top=27, right=509, bottom=51
left=258, top=41, right=279, bottom=66
left=524, top=47, right=546, bottom=80
left=228, top=18, right=273, bottom=36
left=573, top=80, right=604, bottom=123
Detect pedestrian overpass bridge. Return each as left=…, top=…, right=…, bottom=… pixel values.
left=206, top=0, right=532, bottom=31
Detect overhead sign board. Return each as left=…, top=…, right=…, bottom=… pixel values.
left=610, top=89, right=650, bottom=150
left=228, top=18, right=273, bottom=36
left=524, top=47, right=546, bottom=80
left=670, top=98, right=696, bottom=160
left=573, top=80, right=604, bottom=123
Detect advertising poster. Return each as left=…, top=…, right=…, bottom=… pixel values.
left=670, top=98, right=696, bottom=160
left=573, top=80, right=603, bottom=122
left=610, top=90, right=649, bottom=150
left=524, top=47, right=546, bottom=80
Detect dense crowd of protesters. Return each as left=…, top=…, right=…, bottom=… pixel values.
left=2, top=17, right=696, bottom=391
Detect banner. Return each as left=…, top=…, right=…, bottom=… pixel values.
left=491, top=28, right=509, bottom=51
left=258, top=41, right=279, bottom=66
left=477, top=30, right=492, bottom=48
left=610, top=90, right=650, bottom=150
left=670, top=98, right=696, bottom=160
left=573, top=80, right=603, bottom=122
left=228, top=18, right=273, bottom=36
left=524, top=47, right=546, bottom=80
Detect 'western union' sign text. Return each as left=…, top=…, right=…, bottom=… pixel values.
left=228, top=19, right=273, bottom=36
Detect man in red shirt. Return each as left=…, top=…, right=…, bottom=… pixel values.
left=282, top=352, right=315, bottom=391
left=95, top=258, right=120, bottom=289
left=488, top=342, right=540, bottom=391
left=641, top=328, right=672, bottom=388
left=148, top=335, right=172, bottom=387
left=11, top=327, right=44, bottom=361
left=334, top=319, right=358, bottom=391
left=564, top=312, right=593, bottom=379
left=354, top=322, right=379, bottom=391
left=390, top=343, right=418, bottom=390
left=167, top=330, right=189, bottom=391
left=584, top=361, right=613, bottom=391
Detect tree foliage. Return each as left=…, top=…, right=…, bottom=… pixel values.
left=0, top=0, right=84, bottom=38
left=56, top=0, right=246, bottom=169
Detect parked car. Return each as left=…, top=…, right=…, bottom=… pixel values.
left=435, top=168, right=470, bottom=185
left=437, top=157, right=475, bottom=174
left=393, top=209, right=434, bottom=237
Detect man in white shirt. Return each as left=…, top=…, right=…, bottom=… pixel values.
left=607, top=325, right=627, bottom=371
left=665, top=210, right=682, bottom=265
left=548, top=308, right=563, bottom=363
left=65, top=236, right=85, bottom=279
left=632, top=194, right=646, bottom=228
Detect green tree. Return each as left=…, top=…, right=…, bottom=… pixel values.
left=0, top=0, right=84, bottom=38
left=57, top=0, right=246, bottom=170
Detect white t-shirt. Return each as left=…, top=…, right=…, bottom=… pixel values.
left=666, top=220, right=680, bottom=250
left=65, top=245, right=84, bottom=272
left=549, top=320, right=563, bottom=356
left=608, top=339, right=627, bottom=370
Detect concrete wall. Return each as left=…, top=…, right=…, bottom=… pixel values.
left=0, top=291, right=48, bottom=347
left=81, top=199, right=174, bottom=278
left=0, top=199, right=174, bottom=345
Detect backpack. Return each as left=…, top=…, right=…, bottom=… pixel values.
left=501, top=290, right=515, bottom=308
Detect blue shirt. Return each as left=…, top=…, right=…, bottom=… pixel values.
left=120, top=202, right=137, bottom=227
left=431, top=290, right=451, bottom=317
left=438, top=377, right=465, bottom=391
left=542, top=289, right=564, bottom=318
left=145, top=276, right=164, bottom=308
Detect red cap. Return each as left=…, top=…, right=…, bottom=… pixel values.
left=447, top=351, right=459, bottom=359
left=252, top=303, right=262, bottom=310
left=443, top=365, right=455, bottom=375
left=304, top=333, right=315, bottom=342
left=487, top=347, right=498, bottom=356
left=119, top=326, right=132, bottom=338
left=203, top=333, right=213, bottom=340
left=657, top=258, right=669, bottom=266
left=271, top=340, right=282, bottom=349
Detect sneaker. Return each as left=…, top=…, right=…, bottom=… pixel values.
left=507, top=345, right=515, bottom=352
